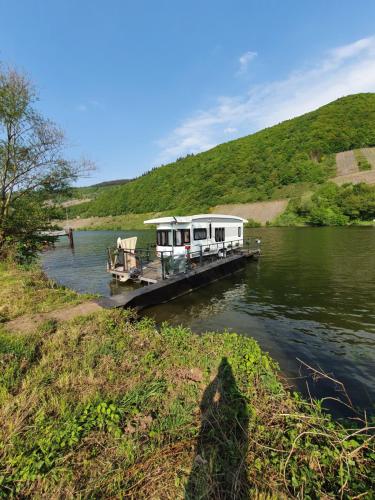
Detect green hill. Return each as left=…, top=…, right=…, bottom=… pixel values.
left=69, top=93, right=375, bottom=217
left=91, top=178, right=130, bottom=188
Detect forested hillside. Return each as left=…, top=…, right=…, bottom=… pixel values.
left=69, top=93, right=375, bottom=217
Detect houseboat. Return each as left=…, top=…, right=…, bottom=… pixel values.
left=107, top=214, right=249, bottom=283
left=102, top=214, right=261, bottom=310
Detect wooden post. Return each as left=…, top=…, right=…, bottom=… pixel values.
left=67, top=227, right=74, bottom=249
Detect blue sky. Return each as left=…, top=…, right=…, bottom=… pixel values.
left=1, top=0, right=375, bottom=185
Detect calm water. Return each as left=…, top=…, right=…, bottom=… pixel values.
left=41, top=228, right=375, bottom=416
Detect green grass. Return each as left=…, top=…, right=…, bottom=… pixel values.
left=354, top=149, right=373, bottom=171
left=67, top=93, right=375, bottom=217
left=0, top=265, right=373, bottom=497
left=270, top=181, right=318, bottom=201
left=0, top=262, right=89, bottom=322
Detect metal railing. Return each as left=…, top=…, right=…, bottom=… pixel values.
left=107, top=238, right=260, bottom=281
left=158, top=238, right=260, bottom=280
left=107, top=245, right=153, bottom=274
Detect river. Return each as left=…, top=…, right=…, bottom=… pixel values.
left=41, top=227, right=375, bottom=417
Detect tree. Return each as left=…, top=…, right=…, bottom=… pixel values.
left=0, top=66, right=93, bottom=259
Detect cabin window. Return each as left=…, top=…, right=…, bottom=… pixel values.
left=238, top=226, right=242, bottom=237
left=157, top=230, right=171, bottom=246
left=173, top=229, right=191, bottom=246
left=181, top=229, right=191, bottom=244
left=215, top=228, right=225, bottom=242
left=193, top=228, right=207, bottom=240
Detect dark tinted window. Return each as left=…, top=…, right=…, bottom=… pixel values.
left=173, top=229, right=191, bottom=246
left=194, top=228, right=207, bottom=240
left=238, top=226, right=242, bottom=237
left=215, top=228, right=225, bottom=242
left=157, top=230, right=171, bottom=246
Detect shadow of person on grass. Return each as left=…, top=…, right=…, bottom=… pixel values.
left=185, top=357, right=250, bottom=499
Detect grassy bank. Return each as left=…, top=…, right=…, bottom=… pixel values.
left=0, top=263, right=374, bottom=498
left=0, top=262, right=88, bottom=322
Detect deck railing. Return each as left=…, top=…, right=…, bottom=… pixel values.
left=107, top=238, right=260, bottom=281
left=159, top=238, right=261, bottom=279
left=107, top=245, right=153, bottom=274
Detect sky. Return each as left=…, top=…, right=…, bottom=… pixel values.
left=1, top=0, right=375, bottom=185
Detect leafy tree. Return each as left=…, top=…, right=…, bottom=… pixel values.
left=0, top=66, right=93, bottom=260
left=308, top=206, right=349, bottom=226
left=284, top=182, right=375, bottom=226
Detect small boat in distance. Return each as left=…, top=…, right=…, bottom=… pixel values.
left=106, top=214, right=258, bottom=284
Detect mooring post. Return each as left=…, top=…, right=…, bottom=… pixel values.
left=67, top=227, right=74, bottom=249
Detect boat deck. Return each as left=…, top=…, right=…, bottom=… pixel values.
left=140, top=248, right=259, bottom=284
left=140, top=260, right=162, bottom=284
left=99, top=249, right=260, bottom=311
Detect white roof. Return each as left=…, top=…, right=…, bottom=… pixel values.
left=144, top=213, right=248, bottom=224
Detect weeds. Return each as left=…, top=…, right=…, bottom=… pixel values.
left=0, top=262, right=88, bottom=321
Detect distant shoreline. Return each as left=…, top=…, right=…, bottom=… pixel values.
left=58, top=215, right=375, bottom=232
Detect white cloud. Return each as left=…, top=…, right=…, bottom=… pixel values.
left=156, top=36, right=375, bottom=165
left=329, top=36, right=374, bottom=63
left=76, top=100, right=102, bottom=112
left=224, top=127, right=238, bottom=134
left=237, top=50, right=257, bottom=75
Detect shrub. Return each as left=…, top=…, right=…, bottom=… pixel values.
left=245, top=218, right=261, bottom=228
left=275, top=182, right=375, bottom=226
left=354, top=149, right=372, bottom=171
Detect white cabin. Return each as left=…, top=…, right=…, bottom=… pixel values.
left=144, top=214, right=247, bottom=258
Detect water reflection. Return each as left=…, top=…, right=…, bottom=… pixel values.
left=41, top=227, right=375, bottom=415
